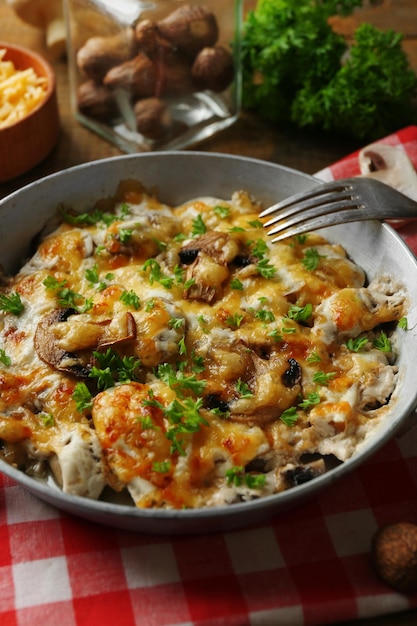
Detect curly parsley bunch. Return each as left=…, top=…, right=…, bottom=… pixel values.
left=241, top=0, right=417, bottom=140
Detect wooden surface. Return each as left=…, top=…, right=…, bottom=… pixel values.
left=0, top=2, right=417, bottom=624
left=1, top=0, right=416, bottom=201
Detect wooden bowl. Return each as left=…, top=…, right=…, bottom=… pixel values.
left=0, top=42, right=60, bottom=183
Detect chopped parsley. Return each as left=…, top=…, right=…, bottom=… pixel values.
left=256, top=258, right=276, bottom=279
left=0, top=348, right=11, bottom=366
left=85, top=264, right=114, bottom=291
left=120, top=289, right=141, bottom=310
left=43, top=276, right=93, bottom=313
left=306, top=351, right=321, bottom=363
left=346, top=336, right=368, bottom=352
left=152, top=461, right=171, bottom=473
left=143, top=393, right=208, bottom=456
left=298, top=391, right=320, bottom=410
left=313, top=371, right=336, bottom=386
left=72, top=383, right=93, bottom=412
left=226, top=312, right=244, bottom=329
left=225, top=466, right=266, bottom=489
left=39, top=412, right=55, bottom=428
left=230, top=278, right=244, bottom=290
left=287, top=303, right=312, bottom=323
left=398, top=317, right=408, bottom=330
left=213, top=205, right=230, bottom=218
left=141, top=259, right=174, bottom=289
left=301, top=248, right=321, bottom=271
left=155, top=363, right=206, bottom=397
left=280, top=406, right=298, bottom=426
left=191, top=214, right=207, bottom=236
left=373, top=331, right=392, bottom=353
left=0, top=291, right=24, bottom=316
left=235, top=378, right=253, bottom=399
left=89, top=349, right=141, bottom=390
left=60, top=203, right=130, bottom=227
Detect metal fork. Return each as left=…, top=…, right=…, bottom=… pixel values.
left=259, top=177, right=417, bottom=242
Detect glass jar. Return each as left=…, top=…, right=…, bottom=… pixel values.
left=64, top=0, right=243, bottom=152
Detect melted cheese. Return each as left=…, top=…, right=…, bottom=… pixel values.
left=0, top=181, right=406, bottom=508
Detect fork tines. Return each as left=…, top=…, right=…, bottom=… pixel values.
left=259, top=181, right=362, bottom=242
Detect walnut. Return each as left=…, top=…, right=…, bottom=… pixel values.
left=371, top=522, right=417, bottom=593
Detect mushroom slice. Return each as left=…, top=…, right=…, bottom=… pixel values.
left=359, top=143, right=417, bottom=202
left=180, top=232, right=240, bottom=303
left=34, top=308, right=91, bottom=377
left=180, top=231, right=240, bottom=265
left=98, top=311, right=137, bottom=348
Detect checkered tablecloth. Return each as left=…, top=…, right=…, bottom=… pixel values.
left=2, top=127, right=417, bottom=626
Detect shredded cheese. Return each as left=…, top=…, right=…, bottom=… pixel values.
left=0, top=49, right=48, bottom=129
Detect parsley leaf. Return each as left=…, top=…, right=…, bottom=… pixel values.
left=346, top=336, right=368, bottom=352
left=280, top=406, right=298, bottom=426
left=191, top=214, right=207, bottom=236
left=235, top=378, right=253, bottom=399
left=0, top=292, right=24, bottom=316
left=72, top=382, right=93, bottom=412
left=313, top=371, right=336, bottom=386
left=0, top=348, right=11, bottom=366
left=301, top=248, right=321, bottom=271
left=287, top=303, right=312, bottom=323
left=373, top=331, right=392, bottom=353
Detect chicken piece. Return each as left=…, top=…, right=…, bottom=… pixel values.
left=92, top=382, right=174, bottom=506
left=312, top=285, right=403, bottom=345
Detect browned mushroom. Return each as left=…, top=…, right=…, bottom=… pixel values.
left=180, top=231, right=241, bottom=303
left=35, top=308, right=140, bottom=376
left=34, top=308, right=92, bottom=377
left=98, top=311, right=137, bottom=348
left=203, top=341, right=302, bottom=425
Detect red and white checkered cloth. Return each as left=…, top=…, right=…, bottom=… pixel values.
left=2, top=127, right=417, bottom=626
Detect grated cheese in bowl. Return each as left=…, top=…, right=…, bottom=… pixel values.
left=0, top=48, right=48, bottom=129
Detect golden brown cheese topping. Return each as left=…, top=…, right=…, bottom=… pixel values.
left=0, top=180, right=407, bottom=508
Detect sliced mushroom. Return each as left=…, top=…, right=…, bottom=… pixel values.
left=229, top=351, right=302, bottom=424
left=180, top=232, right=240, bottom=303
left=98, top=311, right=137, bottom=348
left=282, top=458, right=326, bottom=487
left=34, top=308, right=91, bottom=377
left=180, top=231, right=240, bottom=264
left=359, top=143, right=417, bottom=202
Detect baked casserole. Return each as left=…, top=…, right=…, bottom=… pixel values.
left=0, top=180, right=406, bottom=508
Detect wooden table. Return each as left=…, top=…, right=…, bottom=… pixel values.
left=0, top=2, right=417, bottom=624
left=2, top=0, right=416, bottom=201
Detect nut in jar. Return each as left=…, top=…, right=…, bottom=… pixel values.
left=64, top=0, right=243, bottom=151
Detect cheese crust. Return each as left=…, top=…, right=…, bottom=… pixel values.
left=0, top=180, right=406, bottom=508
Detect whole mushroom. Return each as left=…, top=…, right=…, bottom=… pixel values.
left=156, top=4, right=219, bottom=56
left=371, top=522, right=417, bottom=593
left=7, top=0, right=66, bottom=60
left=192, top=45, right=234, bottom=92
